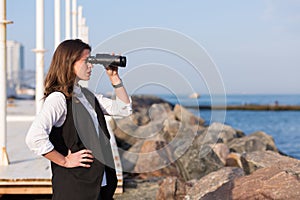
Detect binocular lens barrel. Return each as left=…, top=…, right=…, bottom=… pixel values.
left=87, top=54, right=126, bottom=67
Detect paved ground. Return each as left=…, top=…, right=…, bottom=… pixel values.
left=0, top=100, right=51, bottom=198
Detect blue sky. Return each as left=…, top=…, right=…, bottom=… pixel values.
left=7, top=0, right=300, bottom=94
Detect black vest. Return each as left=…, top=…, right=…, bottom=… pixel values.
left=49, top=88, right=115, bottom=200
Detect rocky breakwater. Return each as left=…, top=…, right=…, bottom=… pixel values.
left=113, top=95, right=300, bottom=200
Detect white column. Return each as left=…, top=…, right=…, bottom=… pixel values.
left=77, top=5, right=82, bottom=40
left=80, top=18, right=89, bottom=43
left=0, top=0, right=12, bottom=166
left=54, top=0, right=61, bottom=48
left=65, top=0, right=71, bottom=39
left=83, top=25, right=89, bottom=43
left=72, top=0, right=77, bottom=39
left=34, top=0, right=45, bottom=114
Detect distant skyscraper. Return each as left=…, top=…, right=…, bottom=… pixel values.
left=6, top=40, right=24, bottom=96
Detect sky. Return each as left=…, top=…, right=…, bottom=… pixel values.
left=6, top=0, right=300, bottom=95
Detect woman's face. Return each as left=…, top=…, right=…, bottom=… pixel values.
left=74, top=49, right=93, bottom=83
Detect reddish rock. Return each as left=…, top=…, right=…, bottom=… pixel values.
left=232, top=167, right=300, bottom=200
left=133, top=136, right=179, bottom=178
left=156, top=177, right=187, bottom=200
left=226, top=153, right=242, bottom=168
left=185, top=167, right=244, bottom=199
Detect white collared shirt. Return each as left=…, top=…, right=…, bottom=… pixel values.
left=26, top=86, right=132, bottom=186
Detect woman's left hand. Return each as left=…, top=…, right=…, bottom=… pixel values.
left=105, top=52, right=122, bottom=84
left=105, top=65, right=119, bottom=77
left=106, top=65, right=122, bottom=85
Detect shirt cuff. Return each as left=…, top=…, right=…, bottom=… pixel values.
left=30, top=140, right=54, bottom=156
left=114, top=96, right=133, bottom=116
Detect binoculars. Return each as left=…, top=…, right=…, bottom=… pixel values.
left=87, top=54, right=126, bottom=67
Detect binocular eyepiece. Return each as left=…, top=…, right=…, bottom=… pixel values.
left=87, top=54, right=126, bottom=67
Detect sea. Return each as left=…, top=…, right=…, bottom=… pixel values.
left=157, top=94, right=300, bottom=159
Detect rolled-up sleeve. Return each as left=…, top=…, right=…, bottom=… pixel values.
left=96, top=94, right=132, bottom=117
left=25, top=92, right=67, bottom=155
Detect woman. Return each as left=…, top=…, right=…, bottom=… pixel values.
left=26, top=39, right=132, bottom=200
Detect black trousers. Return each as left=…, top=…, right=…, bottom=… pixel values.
left=98, top=167, right=118, bottom=200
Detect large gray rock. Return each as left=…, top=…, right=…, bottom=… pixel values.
left=173, top=122, right=246, bottom=181
left=176, top=133, right=225, bottom=181
left=162, top=118, right=181, bottom=142
left=114, top=117, right=139, bottom=146
left=121, top=140, right=144, bottom=172
left=148, top=103, right=173, bottom=121
left=211, top=143, right=230, bottom=165
left=173, top=104, right=205, bottom=126
left=201, top=122, right=245, bottom=145
left=241, top=150, right=300, bottom=174
left=250, top=131, right=278, bottom=152
left=131, top=95, right=173, bottom=111
left=185, top=167, right=244, bottom=200
left=227, top=131, right=278, bottom=154
left=114, top=103, right=172, bottom=147
left=162, top=109, right=204, bottom=144
left=123, top=95, right=172, bottom=130
left=169, top=123, right=244, bottom=180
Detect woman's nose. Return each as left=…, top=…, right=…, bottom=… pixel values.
left=88, top=63, right=93, bottom=68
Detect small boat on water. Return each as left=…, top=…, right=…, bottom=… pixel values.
left=189, top=92, right=200, bottom=99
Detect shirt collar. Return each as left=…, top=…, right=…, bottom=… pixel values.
left=73, top=84, right=83, bottom=97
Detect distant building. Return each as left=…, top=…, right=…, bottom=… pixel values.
left=6, top=40, right=25, bottom=97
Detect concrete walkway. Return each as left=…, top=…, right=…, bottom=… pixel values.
left=0, top=100, right=51, bottom=194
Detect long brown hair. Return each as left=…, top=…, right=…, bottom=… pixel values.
left=44, top=39, right=91, bottom=99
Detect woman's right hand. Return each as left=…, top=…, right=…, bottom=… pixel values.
left=64, top=149, right=94, bottom=168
